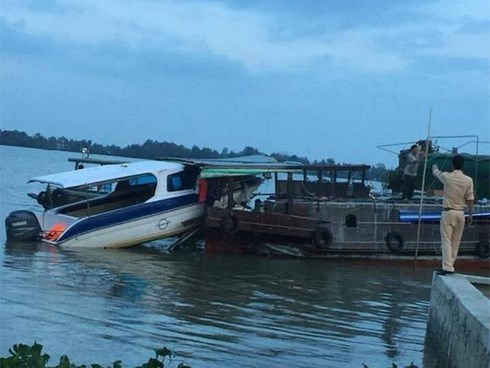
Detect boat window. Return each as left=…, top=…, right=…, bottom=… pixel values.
left=33, top=183, right=111, bottom=210
left=87, top=183, right=115, bottom=194
left=113, top=174, right=157, bottom=193
left=56, top=174, right=158, bottom=217
left=168, top=174, right=183, bottom=191
left=345, top=214, right=357, bottom=228
left=167, top=167, right=200, bottom=192
left=129, top=174, right=157, bottom=186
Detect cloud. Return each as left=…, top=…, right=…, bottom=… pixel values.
left=1, top=0, right=488, bottom=77
left=0, top=18, right=55, bottom=57
left=0, top=17, right=245, bottom=81
left=0, top=0, right=410, bottom=74
left=418, top=0, right=490, bottom=22
left=411, top=0, right=490, bottom=59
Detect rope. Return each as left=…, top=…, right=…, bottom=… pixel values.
left=415, top=108, right=432, bottom=268
left=301, top=181, right=319, bottom=198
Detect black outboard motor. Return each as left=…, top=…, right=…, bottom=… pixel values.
left=5, top=210, right=42, bottom=241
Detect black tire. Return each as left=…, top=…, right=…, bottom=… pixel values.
left=222, top=215, right=239, bottom=234
left=313, top=226, right=333, bottom=249
left=386, top=232, right=404, bottom=253
left=477, top=240, right=490, bottom=259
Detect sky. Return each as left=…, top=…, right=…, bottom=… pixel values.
left=1, top=0, right=489, bottom=167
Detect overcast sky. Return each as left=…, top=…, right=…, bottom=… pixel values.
left=1, top=0, right=489, bottom=166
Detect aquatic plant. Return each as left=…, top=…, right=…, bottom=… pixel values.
left=1, top=342, right=424, bottom=368
left=362, top=363, right=419, bottom=368
left=0, top=342, right=191, bottom=368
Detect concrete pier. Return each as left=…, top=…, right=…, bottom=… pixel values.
left=426, top=273, right=490, bottom=368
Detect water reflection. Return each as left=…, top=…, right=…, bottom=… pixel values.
left=2, top=240, right=435, bottom=367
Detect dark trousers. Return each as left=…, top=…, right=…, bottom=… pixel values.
left=402, top=174, right=415, bottom=200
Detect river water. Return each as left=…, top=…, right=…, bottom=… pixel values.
left=0, top=145, right=445, bottom=367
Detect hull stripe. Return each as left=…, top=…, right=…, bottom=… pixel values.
left=58, top=193, right=199, bottom=242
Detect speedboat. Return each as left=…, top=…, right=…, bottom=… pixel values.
left=5, top=159, right=263, bottom=248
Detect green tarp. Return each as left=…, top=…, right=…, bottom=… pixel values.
left=415, top=153, right=490, bottom=199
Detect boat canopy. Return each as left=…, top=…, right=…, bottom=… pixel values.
left=157, top=154, right=281, bottom=166
left=28, top=161, right=184, bottom=188
left=200, top=167, right=301, bottom=178
left=163, top=155, right=304, bottom=179
left=32, top=155, right=305, bottom=188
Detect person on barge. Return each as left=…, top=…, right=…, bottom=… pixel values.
left=401, top=144, right=424, bottom=200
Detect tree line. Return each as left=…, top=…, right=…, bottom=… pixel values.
left=0, top=129, right=388, bottom=180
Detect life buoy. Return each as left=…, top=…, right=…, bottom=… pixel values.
left=45, top=223, right=66, bottom=241
left=477, top=240, right=490, bottom=259
left=386, top=232, right=404, bottom=253
left=222, top=214, right=239, bottom=234
left=313, top=225, right=333, bottom=249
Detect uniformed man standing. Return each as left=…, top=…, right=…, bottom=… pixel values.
left=432, top=154, right=474, bottom=274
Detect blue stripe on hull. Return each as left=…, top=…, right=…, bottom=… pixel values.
left=399, top=211, right=490, bottom=223
left=58, top=193, right=199, bottom=242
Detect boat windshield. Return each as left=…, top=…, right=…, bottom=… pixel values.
left=32, top=173, right=157, bottom=214
left=54, top=173, right=158, bottom=218
left=30, top=183, right=112, bottom=210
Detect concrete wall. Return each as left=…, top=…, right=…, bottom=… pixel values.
left=426, top=273, right=490, bottom=368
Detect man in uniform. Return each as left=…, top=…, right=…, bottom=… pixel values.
left=432, top=154, right=474, bottom=274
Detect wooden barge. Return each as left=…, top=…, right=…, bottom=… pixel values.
left=203, top=163, right=490, bottom=262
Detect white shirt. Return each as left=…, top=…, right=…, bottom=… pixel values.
left=404, top=152, right=419, bottom=176
left=432, top=167, right=474, bottom=210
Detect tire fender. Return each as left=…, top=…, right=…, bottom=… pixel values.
left=477, top=239, right=490, bottom=259
left=222, top=214, right=239, bottom=234
left=313, top=226, right=333, bottom=249
left=386, top=231, right=404, bottom=253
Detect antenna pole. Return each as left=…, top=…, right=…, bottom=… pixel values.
left=475, top=136, right=479, bottom=199
left=414, top=107, right=432, bottom=268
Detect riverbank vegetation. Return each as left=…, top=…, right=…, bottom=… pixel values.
left=0, top=342, right=190, bottom=368
left=0, top=129, right=389, bottom=181
left=1, top=343, right=422, bottom=368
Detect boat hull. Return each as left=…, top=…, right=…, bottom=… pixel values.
left=44, top=202, right=205, bottom=248
left=203, top=199, right=490, bottom=260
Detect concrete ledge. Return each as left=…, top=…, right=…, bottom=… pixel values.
left=426, top=273, right=490, bottom=368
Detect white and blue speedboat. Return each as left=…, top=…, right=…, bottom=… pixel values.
left=5, top=159, right=263, bottom=248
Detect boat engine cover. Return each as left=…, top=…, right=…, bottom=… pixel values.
left=5, top=210, right=41, bottom=241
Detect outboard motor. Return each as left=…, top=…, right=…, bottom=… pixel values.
left=5, top=210, right=42, bottom=241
